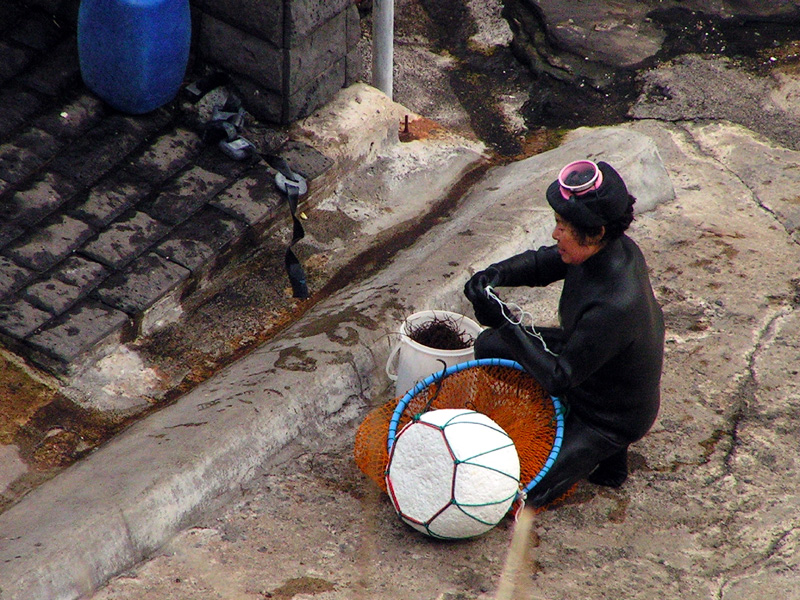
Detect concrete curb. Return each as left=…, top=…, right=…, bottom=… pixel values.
left=0, top=126, right=671, bottom=600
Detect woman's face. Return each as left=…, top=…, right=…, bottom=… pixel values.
left=551, top=214, right=604, bottom=265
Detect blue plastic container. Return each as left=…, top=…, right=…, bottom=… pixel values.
left=78, top=0, right=191, bottom=114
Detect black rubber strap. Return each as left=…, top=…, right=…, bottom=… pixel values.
left=264, top=154, right=309, bottom=299
left=283, top=180, right=309, bottom=299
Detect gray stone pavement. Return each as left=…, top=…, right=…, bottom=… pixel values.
left=0, top=3, right=334, bottom=377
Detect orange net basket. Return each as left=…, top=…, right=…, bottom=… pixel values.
left=355, top=358, right=565, bottom=499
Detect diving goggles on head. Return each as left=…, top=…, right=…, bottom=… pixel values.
left=558, top=160, right=603, bottom=200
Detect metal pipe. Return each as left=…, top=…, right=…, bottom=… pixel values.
left=372, top=0, right=394, bottom=98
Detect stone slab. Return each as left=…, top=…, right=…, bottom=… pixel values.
left=4, top=214, right=94, bottom=272
left=143, top=166, right=230, bottom=226
left=33, top=92, right=105, bottom=140
left=21, top=255, right=109, bottom=316
left=51, top=255, right=109, bottom=288
left=226, top=75, right=283, bottom=124
left=93, top=253, right=190, bottom=316
left=0, top=256, right=33, bottom=301
left=21, top=277, right=82, bottom=316
left=276, top=140, right=334, bottom=181
left=209, top=162, right=285, bottom=226
left=286, top=10, right=347, bottom=93
left=0, top=127, right=62, bottom=185
left=155, top=206, right=245, bottom=272
left=197, top=14, right=282, bottom=94
left=0, top=296, right=53, bottom=339
left=80, top=211, right=169, bottom=271
left=125, top=128, right=204, bottom=185
left=192, top=1, right=283, bottom=47
left=49, top=115, right=157, bottom=187
left=25, top=299, right=131, bottom=365
left=0, top=223, right=24, bottom=250
left=286, top=0, right=352, bottom=46
left=285, top=58, right=347, bottom=124
left=0, top=172, right=80, bottom=226
left=70, top=171, right=152, bottom=229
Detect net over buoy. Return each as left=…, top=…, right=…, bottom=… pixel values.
left=386, top=408, right=521, bottom=539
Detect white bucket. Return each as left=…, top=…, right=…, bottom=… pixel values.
left=385, top=310, right=483, bottom=398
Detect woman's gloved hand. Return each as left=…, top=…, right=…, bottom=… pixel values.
left=464, top=267, right=501, bottom=304
left=469, top=287, right=508, bottom=329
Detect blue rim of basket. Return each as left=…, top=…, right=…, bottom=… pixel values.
left=387, top=357, right=565, bottom=496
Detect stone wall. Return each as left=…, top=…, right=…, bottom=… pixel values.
left=192, top=0, right=363, bottom=124
left=20, top=0, right=363, bottom=124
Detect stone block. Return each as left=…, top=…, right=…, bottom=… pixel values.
left=345, top=46, right=363, bottom=87
left=25, top=299, right=130, bottom=366
left=198, top=13, right=283, bottom=93
left=52, top=255, right=109, bottom=288
left=125, top=127, right=204, bottom=185
left=286, top=0, right=352, bottom=46
left=286, top=11, right=347, bottom=92
left=346, top=3, right=361, bottom=51
left=192, top=1, right=283, bottom=47
left=0, top=172, right=79, bottom=226
left=193, top=145, right=255, bottom=180
left=22, top=254, right=109, bottom=316
left=143, top=166, right=230, bottom=225
left=5, top=214, right=94, bottom=272
left=122, top=107, right=174, bottom=138
left=33, top=92, right=105, bottom=139
left=155, top=206, right=245, bottom=272
left=0, top=257, right=34, bottom=301
left=0, top=224, right=24, bottom=249
left=228, top=75, right=283, bottom=124
left=49, top=115, right=158, bottom=187
left=276, top=140, right=334, bottom=181
left=93, top=252, right=190, bottom=315
left=22, top=277, right=82, bottom=315
left=70, top=171, right=152, bottom=229
left=210, top=162, right=284, bottom=225
left=0, top=127, right=62, bottom=185
left=80, top=210, right=169, bottom=270
left=285, top=58, right=347, bottom=123
left=0, top=296, right=53, bottom=340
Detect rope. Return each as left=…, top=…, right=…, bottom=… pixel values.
left=484, top=285, right=558, bottom=356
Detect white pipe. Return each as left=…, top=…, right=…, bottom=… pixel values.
left=372, top=0, right=394, bottom=98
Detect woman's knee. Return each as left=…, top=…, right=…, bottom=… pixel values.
left=473, top=328, right=512, bottom=360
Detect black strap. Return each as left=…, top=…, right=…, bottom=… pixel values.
left=264, top=154, right=309, bottom=299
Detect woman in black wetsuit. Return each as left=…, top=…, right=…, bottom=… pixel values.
left=464, top=160, right=664, bottom=508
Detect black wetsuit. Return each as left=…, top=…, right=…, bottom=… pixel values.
left=472, top=235, right=664, bottom=506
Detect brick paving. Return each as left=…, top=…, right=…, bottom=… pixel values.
left=0, top=2, right=331, bottom=375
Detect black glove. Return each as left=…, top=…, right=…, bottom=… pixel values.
left=464, top=267, right=501, bottom=304
left=469, top=287, right=507, bottom=329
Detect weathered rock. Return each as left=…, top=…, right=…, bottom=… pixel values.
left=503, top=0, right=800, bottom=89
